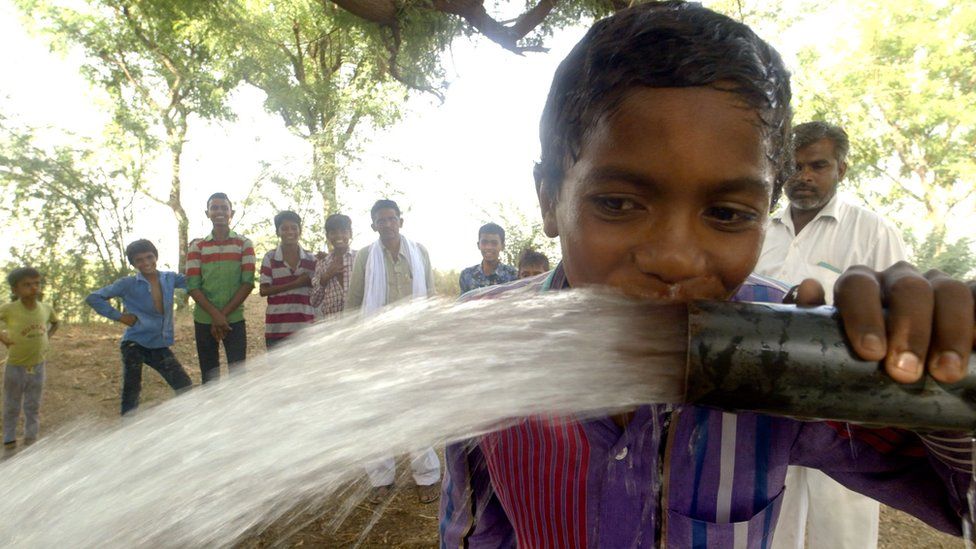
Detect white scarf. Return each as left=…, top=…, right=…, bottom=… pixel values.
left=362, top=235, right=428, bottom=316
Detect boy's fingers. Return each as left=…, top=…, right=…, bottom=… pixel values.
left=881, top=264, right=933, bottom=384
left=924, top=272, right=974, bottom=384
left=793, top=279, right=826, bottom=307
left=834, top=266, right=887, bottom=362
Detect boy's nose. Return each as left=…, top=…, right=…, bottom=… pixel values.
left=633, top=223, right=708, bottom=284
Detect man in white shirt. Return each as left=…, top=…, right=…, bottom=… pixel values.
left=756, top=121, right=907, bottom=549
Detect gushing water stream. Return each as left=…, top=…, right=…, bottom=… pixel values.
left=0, top=290, right=686, bottom=547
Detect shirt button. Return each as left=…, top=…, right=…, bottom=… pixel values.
left=615, top=446, right=628, bottom=460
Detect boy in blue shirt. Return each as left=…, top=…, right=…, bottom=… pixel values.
left=86, top=239, right=192, bottom=415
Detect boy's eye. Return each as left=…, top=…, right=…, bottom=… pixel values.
left=704, top=206, right=759, bottom=228
left=594, top=196, right=640, bottom=215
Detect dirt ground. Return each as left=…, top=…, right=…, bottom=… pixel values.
left=1, top=301, right=965, bottom=548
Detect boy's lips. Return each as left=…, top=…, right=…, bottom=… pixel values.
left=617, top=276, right=730, bottom=303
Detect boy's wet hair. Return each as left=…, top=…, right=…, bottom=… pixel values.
left=793, top=121, right=849, bottom=164
left=7, top=267, right=41, bottom=289
left=518, top=249, right=550, bottom=271
left=207, top=192, right=232, bottom=210
left=325, top=213, right=352, bottom=233
left=370, top=199, right=401, bottom=220
left=125, top=239, right=158, bottom=265
left=478, top=223, right=506, bottom=245
left=274, top=210, right=303, bottom=232
left=536, top=0, right=792, bottom=207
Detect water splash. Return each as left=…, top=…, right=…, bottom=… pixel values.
left=0, top=290, right=687, bottom=547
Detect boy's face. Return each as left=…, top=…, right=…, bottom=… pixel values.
left=277, top=220, right=301, bottom=245
left=539, top=87, right=772, bottom=302
left=478, top=233, right=504, bottom=263
left=13, top=276, right=41, bottom=301
left=131, top=251, right=158, bottom=277
left=518, top=263, right=547, bottom=279
left=206, top=198, right=234, bottom=228
left=326, top=228, right=352, bottom=253
left=371, top=208, right=402, bottom=242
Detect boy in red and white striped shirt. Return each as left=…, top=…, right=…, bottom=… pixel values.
left=259, top=211, right=316, bottom=348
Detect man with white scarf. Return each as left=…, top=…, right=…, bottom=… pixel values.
left=345, top=199, right=440, bottom=504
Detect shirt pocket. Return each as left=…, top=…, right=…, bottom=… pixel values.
left=665, top=488, right=784, bottom=549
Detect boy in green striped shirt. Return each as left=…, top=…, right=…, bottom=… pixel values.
left=186, top=192, right=255, bottom=383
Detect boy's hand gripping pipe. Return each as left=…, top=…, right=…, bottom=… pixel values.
left=684, top=300, right=976, bottom=432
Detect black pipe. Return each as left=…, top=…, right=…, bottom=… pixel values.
left=684, top=300, right=976, bottom=432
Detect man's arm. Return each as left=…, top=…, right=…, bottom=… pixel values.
left=310, top=258, right=328, bottom=308
left=260, top=274, right=311, bottom=297
left=420, top=244, right=435, bottom=296
left=85, top=278, right=128, bottom=322
left=222, top=237, right=257, bottom=316
left=791, top=421, right=970, bottom=536
left=46, top=305, right=59, bottom=338
left=345, top=250, right=368, bottom=311
left=0, top=305, right=11, bottom=347
left=220, top=284, right=254, bottom=317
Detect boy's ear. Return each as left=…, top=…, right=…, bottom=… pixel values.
left=536, top=177, right=560, bottom=238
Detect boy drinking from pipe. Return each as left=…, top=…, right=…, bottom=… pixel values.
left=439, top=2, right=976, bottom=547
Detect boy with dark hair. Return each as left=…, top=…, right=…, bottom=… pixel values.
left=0, top=267, right=58, bottom=453
left=439, top=2, right=974, bottom=547
left=86, top=239, right=193, bottom=415
left=186, top=192, right=255, bottom=383
left=459, top=222, right=518, bottom=294
left=516, top=248, right=550, bottom=279
left=311, top=213, right=356, bottom=321
left=259, top=211, right=316, bottom=348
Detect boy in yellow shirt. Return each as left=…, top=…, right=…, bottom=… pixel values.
left=0, top=267, right=58, bottom=454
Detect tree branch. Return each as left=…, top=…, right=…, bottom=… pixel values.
left=431, top=0, right=553, bottom=54
left=382, top=22, right=445, bottom=100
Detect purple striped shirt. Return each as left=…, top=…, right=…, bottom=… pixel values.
left=439, top=264, right=972, bottom=548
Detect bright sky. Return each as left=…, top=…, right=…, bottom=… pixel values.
left=1, top=0, right=971, bottom=272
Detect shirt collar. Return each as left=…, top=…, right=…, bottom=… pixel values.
left=770, top=193, right=841, bottom=227
left=274, top=245, right=312, bottom=262
left=205, top=230, right=238, bottom=242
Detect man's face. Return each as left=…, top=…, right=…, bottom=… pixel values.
left=519, top=263, right=547, bottom=279
left=784, top=138, right=846, bottom=211
left=371, top=208, right=402, bottom=241
left=277, top=220, right=301, bottom=245
left=13, top=276, right=41, bottom=301
left=478, top=233, right=504, bottom=263
left=326, top=228, right=352, bottom=253
left=131, top=251, right=158, bottom=277
left=538, top=87, right=772, bottom=302
left=206, top=198, right=234, bottom=228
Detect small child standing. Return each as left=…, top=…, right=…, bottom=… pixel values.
left=0, top=267, right=59, bottom=454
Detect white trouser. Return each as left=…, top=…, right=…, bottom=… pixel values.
left=772, top=466, right=879, bottom=549
left=365, top=448, right=441, bottom=487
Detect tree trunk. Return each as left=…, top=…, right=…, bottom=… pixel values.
left=165, top=114, right=190, bottom=305
left=312, top=139, right=339, bottom=218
